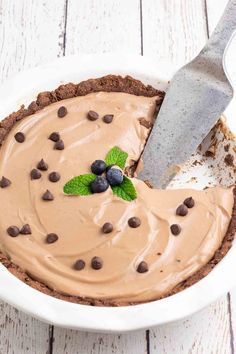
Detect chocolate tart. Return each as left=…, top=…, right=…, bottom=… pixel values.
left=0, top=75, right=235, bottom=306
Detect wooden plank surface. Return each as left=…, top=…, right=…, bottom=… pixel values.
left=230, top=290, right=236, bottom=350
left=0, top=0, right=66, bottom=83
left=149, top=297, right=231, bottom=354
left=142, top=0, right=207, bottom=66
left=0, top=0, right=235, bottom=353
left=0, top=303, right=49, bottom=354
left=53, top=329, right=147, bottom=354
left=65, top=0, right=141, bottom=55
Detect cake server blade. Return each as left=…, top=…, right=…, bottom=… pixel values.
left=139, top=0, right=236, bottom=188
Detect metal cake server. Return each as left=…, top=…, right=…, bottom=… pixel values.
left=139, top=0, right=236, bottom=188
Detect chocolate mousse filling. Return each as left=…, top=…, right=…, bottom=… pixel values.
left=0, top=75, right=235, bottom=306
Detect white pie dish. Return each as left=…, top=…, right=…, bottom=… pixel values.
left=0, top=54, right=235, bottom=332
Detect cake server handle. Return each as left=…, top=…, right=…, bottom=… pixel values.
left=202, top=0, right=236, bottom=62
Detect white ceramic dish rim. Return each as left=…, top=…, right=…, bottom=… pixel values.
left=0, top=54, right=236, bottom=333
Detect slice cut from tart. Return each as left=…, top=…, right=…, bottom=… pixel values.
left=0, top=75, right=235, bottom=306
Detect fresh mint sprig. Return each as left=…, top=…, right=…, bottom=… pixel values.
left=63, top=147, right=137, bottom=201
left=105, top=146, right=128, bottom=170
left=64, top=174, right=96, bottom=195
left=112, top=176, right=137, bottom=201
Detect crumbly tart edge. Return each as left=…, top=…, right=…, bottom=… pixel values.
left=0, top=75, right=235, bottom=307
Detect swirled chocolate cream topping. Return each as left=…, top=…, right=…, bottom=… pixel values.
left=0, top=77, right=235, bottom=306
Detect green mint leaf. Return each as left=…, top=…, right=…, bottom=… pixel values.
left=112, top=176, right=137, bottom=201
left=105, top=146, right=128, bottom=170
left=64, top=174, right=96, bottom=195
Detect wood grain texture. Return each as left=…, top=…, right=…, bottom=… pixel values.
left=0, top=0, right=66, bottom=83
left=149, top=297, right=231, bottom=354
left=53, top=329, right=147, bottom=354
left=65, top=0, right=141, bottom=55
left=142, top=0, right=207, bottom=67
left=0, top=302, right=49, bottom=354
left=229, top=290, right=236, bottom=350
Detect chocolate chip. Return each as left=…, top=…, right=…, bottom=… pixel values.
left=183, top=197, right=195, bottom=208
left=46, top=233, right=58, bottom=244
left=14, top=132, right=25, bottom=143
left=42, top=190, right=54, bottom=201
left=20, top=224, right=32, bottom=235
left=54, top=140, right=64, bottom=150
left=91, top=256, right=103, bottom=270
left=137, top=261, right=148, bottom=273
left=128, top=217, right=141, bottom=228
left=170, top=224, right=181, bottom=236
left=103, top=114, right=114, bottom=124
left=87, top=110, right=99, bottom=121
left=176, top=204, right=188, bottom=216
left=37, top=159, right=48, bottom=171
left=74, top=259, right=86, bottom=270
left=102, top=222, right=113, bottom=234
left=0, top=176, right=11, bottom=188
left=48, top=172, right=60, bottom=183
left=30, top=169, right=42, bottom=180
left=7, top=226, right=20, bottom=237
left=49, top=132, right=60, bottom=142
left=57, top=106, right=67, bottom=118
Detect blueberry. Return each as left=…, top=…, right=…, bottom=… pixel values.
left=106, top=164, right=114, bottom=172
left=90, top=176, right=109, bottom=193
left=106, top=168, right=123, bottom=186
left=91, top=160, right=107, bottom=175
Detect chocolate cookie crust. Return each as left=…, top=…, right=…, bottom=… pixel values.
left=0, top=75, right=235, bottom=306
left=0, top=75, right=163, bottom=144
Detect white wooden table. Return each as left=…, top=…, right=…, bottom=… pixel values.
left=0, top=1, right=235, bottom=353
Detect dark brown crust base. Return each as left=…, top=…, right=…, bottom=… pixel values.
left=0, top=75, right=235, bottom=306
left=0, top=75, right=163, bottom=143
